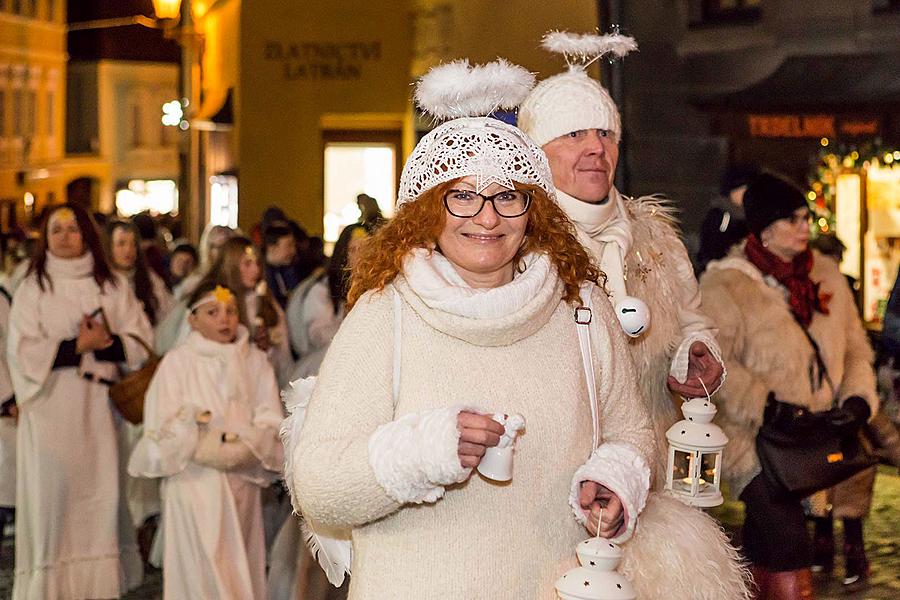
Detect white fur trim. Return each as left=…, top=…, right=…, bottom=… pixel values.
left=620, top=493, right=751, bottom=600
left=669, top=332, right=727, bottom=396
left=570, top=441, right=650, bottom=543
left=368, top=406, right=472, bottom=505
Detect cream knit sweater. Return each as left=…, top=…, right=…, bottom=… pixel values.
left=292, top=252, right=654, bottom=599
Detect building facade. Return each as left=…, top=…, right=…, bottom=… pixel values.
left=0, top=0, right=67, bottom=229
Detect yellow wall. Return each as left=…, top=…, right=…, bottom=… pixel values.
left=235, top=0, right=597, bottom=234
left=0, top=7, right=68, bottom=218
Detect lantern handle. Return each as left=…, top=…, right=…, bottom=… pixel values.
left=594, top=507, right=604, bottom=540
left=697, top=377, right=711, bottom=402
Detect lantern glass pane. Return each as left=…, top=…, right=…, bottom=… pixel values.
left=700, top=452, right=718, bottom=490
left=672, top=450, right=694, bottom=493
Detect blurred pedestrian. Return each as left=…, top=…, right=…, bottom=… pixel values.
left=696, top=164, right=757, bottom=274
left=173, top=224, right=236, bottom=300
left=699, top=172, right=878, bottom=597
left=0, top=287, right=15, bottom=541
left=356, top=193, right=385, bottom=232
left=133, top=212, right=168, bottom=281
left=263, top=223, right=302, bottom=308
left=106, top=220, right=175, bottom=326
left=167, top=242, right=199, bottom=289
left=8, top=204, right=152, bottom=599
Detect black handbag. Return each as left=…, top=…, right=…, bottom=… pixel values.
left=755, top=321, right=876, bottom=499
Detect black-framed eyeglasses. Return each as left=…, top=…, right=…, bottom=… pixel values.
left=443, top=189, right=532, bottom=218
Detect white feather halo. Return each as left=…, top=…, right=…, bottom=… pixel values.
left=542, top=31, right=637, bottom=65
left=414, top=58, right=535, bottom=121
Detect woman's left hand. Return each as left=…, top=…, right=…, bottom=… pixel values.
left=579, top=481, right=625, bottom=538
left=667, top=341, right=724, bottom=398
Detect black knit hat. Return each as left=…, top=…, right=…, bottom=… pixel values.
left=743, top=172, right=809, bottom=236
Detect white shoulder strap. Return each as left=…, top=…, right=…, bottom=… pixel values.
left=392, top=287, right=402, bottom=405
left=576, top=283, right=600, bottom=450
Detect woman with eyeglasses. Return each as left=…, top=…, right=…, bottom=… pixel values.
left=700, top=172, right=878, bottom=597
left=283, top=59, right=697, bottom=598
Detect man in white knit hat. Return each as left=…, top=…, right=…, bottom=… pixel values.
left=519, top=33, right=725, bottom=481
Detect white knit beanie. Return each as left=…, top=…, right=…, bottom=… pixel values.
left=518, top=31, right=637, bottom=147
left=518, top=67, right=620, bottom=146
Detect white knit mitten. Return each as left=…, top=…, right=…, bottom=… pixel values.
left=193, top=427, right=257, bottom=471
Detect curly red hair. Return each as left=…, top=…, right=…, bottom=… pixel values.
left=347, top=180, right=603, bottom=309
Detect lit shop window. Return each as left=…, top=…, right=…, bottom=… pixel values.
left=209, top=174, right=238, bottom=229
left=116, top=179, right=178, bottom=216
left=323, top=143, right=395, bottom=244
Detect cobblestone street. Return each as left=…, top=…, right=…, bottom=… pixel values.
left=1, top=466, right=897, bottom=599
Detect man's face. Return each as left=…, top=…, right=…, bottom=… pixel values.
left=542, top=129, right=619, bottom=203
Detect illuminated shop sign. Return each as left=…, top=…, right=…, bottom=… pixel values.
left=746, top=114, right=881, bottom=139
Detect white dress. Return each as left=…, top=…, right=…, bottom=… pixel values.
left=128, top=327, right=283, bottom=599
left=0, top=292, right=15, bottom=508
left=8, top=253, right=153, bottom=600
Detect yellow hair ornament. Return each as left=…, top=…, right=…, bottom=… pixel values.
left=51, top=208, right=76, bottom=224
left=351, top=227, right=369, bottom=241
left=212, top=285, right=234, bottom=304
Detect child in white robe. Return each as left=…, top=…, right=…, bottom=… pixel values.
left=129, top=282, right=284, bottom=599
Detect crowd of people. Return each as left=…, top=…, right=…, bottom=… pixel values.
left=0, top=31, right=899, bottom=600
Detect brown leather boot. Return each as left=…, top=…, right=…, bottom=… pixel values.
left=749, top=565, right=772, bottom=600
left=769, top=568, right=814, bottom=600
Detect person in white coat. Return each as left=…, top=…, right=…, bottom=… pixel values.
left=518, top=33, right=725, bottom=482
left=8, top=204, right=152, bottom=599
left=0, top=289, right=15, bottom=528
left=128, top=281, right=284, bottom=599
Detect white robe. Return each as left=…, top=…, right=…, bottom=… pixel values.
left=128, top=328, right=284, bottom=600
left=8, top=253, right=152, bottom=600
left=0, top=292, right=15, bottom=508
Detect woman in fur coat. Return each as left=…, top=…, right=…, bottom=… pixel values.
left=700, top=172, right=879, bottom=599
left=285, top=59, right=749, bottom=600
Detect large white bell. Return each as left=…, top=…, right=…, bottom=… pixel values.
left=555, top=537, right=636, bottom=600
left=614, top=296, right=650, bottom=338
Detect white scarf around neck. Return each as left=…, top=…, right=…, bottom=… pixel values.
left=555, top=187, right=632, bottom=306
left=45, top=252, right=95, bottom=281
left=402, top=249, right=552, bottom=320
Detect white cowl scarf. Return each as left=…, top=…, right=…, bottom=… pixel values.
left=45, top=251, right=95, bottom=281
left=555, top=187, right=632, bottom=308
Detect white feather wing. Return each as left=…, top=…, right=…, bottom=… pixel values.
left=279, top=376, right=317, bottom=513
left=301, top=518, right=353, bottom=588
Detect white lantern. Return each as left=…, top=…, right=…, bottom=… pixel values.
left=665, top=397, right=728, bottom=508
left=555, top=537, right=635, bottom=600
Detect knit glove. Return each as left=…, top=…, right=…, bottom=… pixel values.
left=193, top=427, right=258, bottom=471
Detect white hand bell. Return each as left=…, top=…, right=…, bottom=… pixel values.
left=477, top=413, right=525, bottom=482
left=614, top=296, right=650, bottom=338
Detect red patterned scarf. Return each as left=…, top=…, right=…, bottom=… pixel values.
left=745, top=234, right=828, bottom=326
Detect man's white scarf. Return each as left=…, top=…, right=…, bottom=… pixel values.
left=556, top=187, right=632, bottom=307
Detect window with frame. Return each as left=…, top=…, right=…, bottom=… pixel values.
left=873, top=0, right=900, bottom=12
left=689, top=0, right=762, bottom=25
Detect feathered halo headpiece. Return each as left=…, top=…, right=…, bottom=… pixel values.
left=398, top=59, right=555, bottom=205
left=413, top=58, right=535, bottom=122
left=541, top=30, right=638, bottom=71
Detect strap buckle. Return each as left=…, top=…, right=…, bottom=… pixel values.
left=574, top=306, right=592, bottom=325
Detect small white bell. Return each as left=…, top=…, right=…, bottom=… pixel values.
left=477, top=413, right=525, bottom=482
left=555, top=536, right=636, bottom=600
left=614, top=296, right=650, bottom=338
